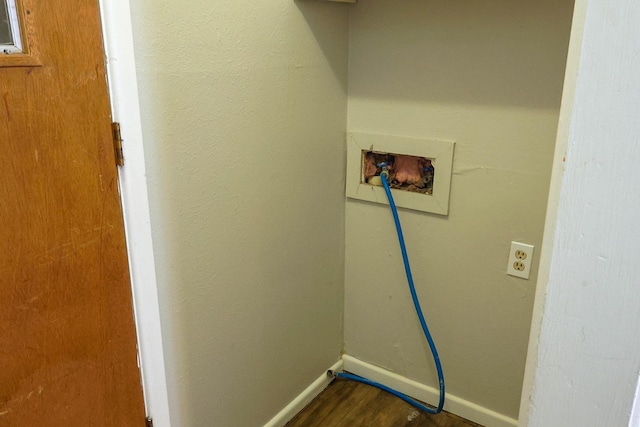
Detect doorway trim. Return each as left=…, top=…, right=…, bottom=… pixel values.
left=519, top=0, right=640, bottom=424
left=517, top=1, right=587, bottom=424
left=99, top=0, right=172, bottom=425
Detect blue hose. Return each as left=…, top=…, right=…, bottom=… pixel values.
left=336, top=173, right=445, bottom=415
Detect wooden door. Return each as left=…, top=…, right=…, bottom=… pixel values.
left=0, top=0, right=146, bottom=425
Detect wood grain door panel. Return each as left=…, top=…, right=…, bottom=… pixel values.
left=0, top=1, right=146, bottom=425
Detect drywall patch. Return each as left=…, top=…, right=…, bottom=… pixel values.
left=346, top=132, right=454, bottom=215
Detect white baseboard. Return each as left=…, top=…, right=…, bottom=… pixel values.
left=342, top=354, right=517, bottom=427
left=263, top=359, right=343, bottom=427
left=264, top=355, right=517, bottom=427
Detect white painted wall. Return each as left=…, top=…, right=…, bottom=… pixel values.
left=345, top=0, right=574, bottom=420
left=128, top=2, right=349, bottom=425
left=526, top=0, right=640, bottom=425
left=632, top=377, right=640, bottom=427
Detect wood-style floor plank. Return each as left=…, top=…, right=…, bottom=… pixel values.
left=286, top=378, right=483, bottom=427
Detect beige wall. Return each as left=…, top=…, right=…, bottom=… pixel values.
left=127, top=0, right=576, bottom=423
left=345, top=0, right=574, bottom=419
left=129, top=2, right=348, bottom=425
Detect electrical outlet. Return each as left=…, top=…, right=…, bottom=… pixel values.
left=507, top=242, right=534, bottom=279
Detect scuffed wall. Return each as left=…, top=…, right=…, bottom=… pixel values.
left=129, top=1, right=348, bottom=425
left=345, top=0, right=574, bottom=419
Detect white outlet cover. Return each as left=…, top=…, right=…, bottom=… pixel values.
left=507, top=241, right=535, bottom=279
left=346, top=132, right=455, bottom=215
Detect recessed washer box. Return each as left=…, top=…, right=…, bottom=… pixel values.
left=346, top=132, right=455, bottom=215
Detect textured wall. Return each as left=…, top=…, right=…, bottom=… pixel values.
left=528, top=0, right=640, bottom=425
left=344, top=0, right=574, bottom=419
left=128, top=2, right=348, bottom=425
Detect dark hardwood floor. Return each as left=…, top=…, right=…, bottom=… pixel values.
left=286, top=378, right=483, bottom=427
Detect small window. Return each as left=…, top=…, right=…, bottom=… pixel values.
left=1, top=0, right=22, bottom=54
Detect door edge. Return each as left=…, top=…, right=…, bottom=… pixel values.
left=98, top=1, right=173, bottom=426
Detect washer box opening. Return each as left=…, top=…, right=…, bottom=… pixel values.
left=346, top=132, right=455, bottom=215
left=363, top=151, right=435, bottom=195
